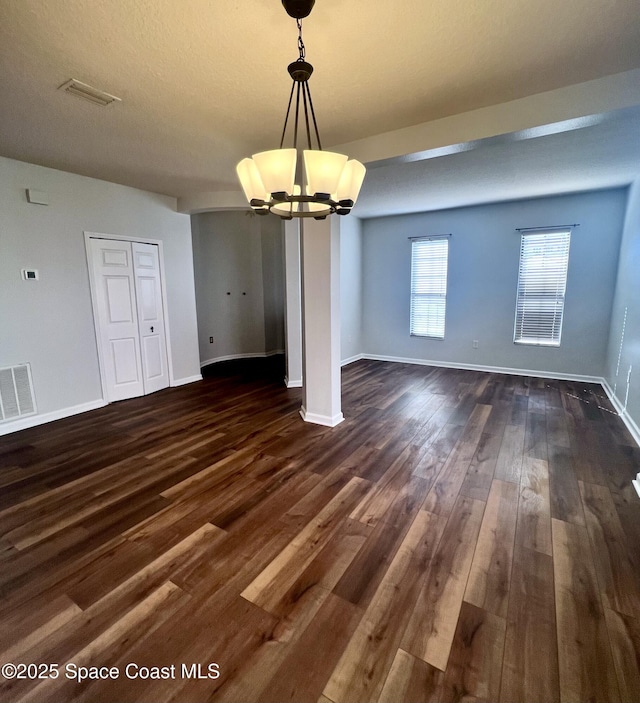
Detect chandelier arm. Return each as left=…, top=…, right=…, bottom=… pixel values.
left=293, top=81, right=302, bottom=151
left=304, top=81, right=322, bottom=150
left=301, top=81, right=313, bottom=149
left=279, top=80, right=297, bottom=149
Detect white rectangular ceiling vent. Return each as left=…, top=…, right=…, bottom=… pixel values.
left=0, top=364, right=37, bottom=422
left=58, top=79, right=122, bottom=106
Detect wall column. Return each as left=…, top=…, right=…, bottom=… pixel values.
left=300, top=216, right=343, bottom=426
left=283, top=219, right=303, bottom=387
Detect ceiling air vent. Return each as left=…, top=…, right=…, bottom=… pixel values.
left=58, top=79, right=122, bottom=106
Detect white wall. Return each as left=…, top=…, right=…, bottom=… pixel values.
left=361, top=189, right=627, bottom=379
left=191, top=211, right=284, bottom=365
left=340, top=215, right=363, bottom=363
left=0, top=156, right=200, bottom=428
left=605, top=181, right=640, bottom=440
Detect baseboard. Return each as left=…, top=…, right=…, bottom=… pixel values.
left=601, top=380, right=640, bottom=448
left=361, top=354, right=605, bottom=384
left=299, top=406, right=344, bottom=427
left=341, top=354, right=365, bottom=367
left=171, top=374, right=203, bottom=387
left=284, top=376, right=303, bottom=388
left=200, top=350, right=284, bottom=368
left=0, top=399, right=108, bottom=436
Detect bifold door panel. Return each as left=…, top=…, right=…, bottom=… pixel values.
left=132, top=242, right=169, bottom=394
left=89, top=238, right=169, bottom=402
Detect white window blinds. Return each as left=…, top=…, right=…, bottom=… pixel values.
left=410, top=237, right=449, bottom=339
left=514, top=229, right=571, bottom=346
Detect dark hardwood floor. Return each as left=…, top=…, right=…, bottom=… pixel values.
left=1, top=358, right=639, bottom=702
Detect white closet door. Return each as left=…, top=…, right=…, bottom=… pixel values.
left=132, top=242, right=169, bottom=394
left=90, top=239, right=144, bottom=401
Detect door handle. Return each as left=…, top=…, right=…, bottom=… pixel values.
left=150, top=326, right=154, bottom=333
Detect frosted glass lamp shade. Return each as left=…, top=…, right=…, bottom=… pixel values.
left=304, top=150, right=348, bottom=196
left=236, top=158, right=268, bottom=204
left=253, top=149, right=297, bottom=196
left=336, top=160, right=366, bottom=203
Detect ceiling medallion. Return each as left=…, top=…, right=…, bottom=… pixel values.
left=236, top=0, right=366, bottom=219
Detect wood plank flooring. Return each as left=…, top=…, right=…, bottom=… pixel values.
left=1, top=358, right=639, bottom=702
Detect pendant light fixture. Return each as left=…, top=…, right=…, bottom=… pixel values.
left=236, top=0, right=366, bottom=220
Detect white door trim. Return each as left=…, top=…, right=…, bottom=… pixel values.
left=84, top=232, right=176, bottom=402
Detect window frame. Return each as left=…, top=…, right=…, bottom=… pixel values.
left=409, top=236, right=449, bottom=340
left=513, top=228, right=572, bottom=348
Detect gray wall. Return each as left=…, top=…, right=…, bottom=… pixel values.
left=0, top=155, right=200, bottom=421
left=605, top=181, right=640, bottom=434
left=261, top=216, right=286, bottom=354
left=340, top=215, right=363, bottom=362
left=191, top=211, right=284, bottom=364
left=362, top=189, right=627, bottom=378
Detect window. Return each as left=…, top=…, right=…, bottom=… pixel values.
left=514, top=229, right=571, bottom=346
left=410, top=237, right=449, bottom=339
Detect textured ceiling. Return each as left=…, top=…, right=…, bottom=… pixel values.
left=1, top=0, right=640, bottom=200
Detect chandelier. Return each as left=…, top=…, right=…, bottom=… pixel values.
left=236, top=0, right=366, bottom=219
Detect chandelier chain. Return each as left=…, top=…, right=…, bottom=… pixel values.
left=297, top=18, right=306, bottom=61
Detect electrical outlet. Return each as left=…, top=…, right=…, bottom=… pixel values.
left=472, top=340, right=479, bottom=349
left=209, top=337, right=214, bottom=344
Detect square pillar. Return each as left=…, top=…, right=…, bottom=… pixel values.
left=300, top=216, right=343, bottom=427
left=283, top=219, right=303, bottom=388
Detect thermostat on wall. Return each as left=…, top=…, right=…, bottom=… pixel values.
left=21, top=269, right=39, bottom=280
